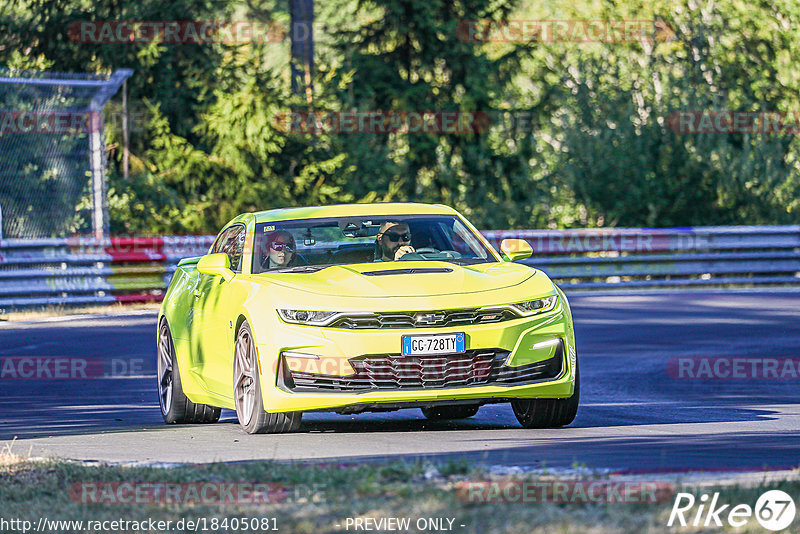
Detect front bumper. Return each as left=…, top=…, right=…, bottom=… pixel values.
left=255, top=306, right=577, bottom=413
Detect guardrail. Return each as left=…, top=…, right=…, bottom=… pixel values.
left=0, top=236, right=213, bottom=309
left=482, top=225, right=800, bottom=290
left=0, top=226, right=798, bottom=309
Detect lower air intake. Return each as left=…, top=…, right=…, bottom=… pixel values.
left=283, top=344, right=564, bottom=392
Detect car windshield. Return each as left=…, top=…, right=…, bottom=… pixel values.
left=252, top=214, right=497, bottom=273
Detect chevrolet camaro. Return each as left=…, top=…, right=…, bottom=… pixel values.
left=157, top=203, right=579, bottom=433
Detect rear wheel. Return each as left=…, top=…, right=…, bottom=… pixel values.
left=421, top=404, right=480, bottom=420
left=234, top=321, right=302, bottom=434
left=511, top=358, right=580, bottom=428
left=157, top=319, right=221, bottom=424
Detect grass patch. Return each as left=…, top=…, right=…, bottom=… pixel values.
left=1, top=459, right=798, bottom=533
left=0, top=439, right=30, bottom=467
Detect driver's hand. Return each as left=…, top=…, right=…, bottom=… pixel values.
left=394, top=245, right=415, bottom=260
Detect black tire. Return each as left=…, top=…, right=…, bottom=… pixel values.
left=234, top=321, right=302, bottom=434
left=511, top=356, right=580, bottom=428
left=157, top=318, right=221, bottom=424
left=421, top=404, right=480, bottom=420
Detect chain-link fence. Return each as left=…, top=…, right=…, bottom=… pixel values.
left=0, top=68, right=132, bottom=239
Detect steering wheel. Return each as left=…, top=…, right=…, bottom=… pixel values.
left=397, top=248, right=463, bottom=261
left=294, top=252, right=310, bottom=266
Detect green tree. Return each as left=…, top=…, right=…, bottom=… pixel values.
left=326, top=0, right=554, bottom=228
left=536, top=0, right=800, bottom=226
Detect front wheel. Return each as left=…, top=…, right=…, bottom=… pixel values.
left=511, top=358, right=580, bottom=429
left=234, top=321, right=302, bottom=434
left=157, top=319, right=221, bottom=424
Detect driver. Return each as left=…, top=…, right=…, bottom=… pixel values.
left=375, top=221, right=415, bottom=261
left=261, top=230, right=297, bottom=270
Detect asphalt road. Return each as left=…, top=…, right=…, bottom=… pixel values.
left=2, top=291, right=799, bottom=471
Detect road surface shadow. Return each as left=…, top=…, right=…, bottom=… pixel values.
left=2, top=382, right=795, bottom=440
left=283, top=429, right=800, bottom=471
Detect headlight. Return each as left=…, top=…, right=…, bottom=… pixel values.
left=277, top=309, right=338, bottom=326
left=510, top=295, right=558, bottom=316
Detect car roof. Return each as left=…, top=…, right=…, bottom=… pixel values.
left=250, top=203, right=458, bottom=223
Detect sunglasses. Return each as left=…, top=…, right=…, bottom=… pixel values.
left=384, top=232, right=411, bottom=242
left=270, top=242, right=294, bottom=252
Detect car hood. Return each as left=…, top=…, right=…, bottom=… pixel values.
left=248, top=261, right=549, bottom=300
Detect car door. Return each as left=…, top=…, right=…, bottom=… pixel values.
left=190, top=224, right=246, bottom=395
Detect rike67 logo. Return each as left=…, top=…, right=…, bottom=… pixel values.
left=668, top=490, right=796, bottom=531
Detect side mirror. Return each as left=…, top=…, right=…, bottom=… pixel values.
left=500, top=239, right=533, bottom=262
left=197, top=253, right=234, bottom=282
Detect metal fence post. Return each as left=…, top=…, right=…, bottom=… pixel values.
left=89, top=69, right=134, bottom=240
left=89, top=126, right=104, bottom=240
left=0, top=68, right=133, bottom=239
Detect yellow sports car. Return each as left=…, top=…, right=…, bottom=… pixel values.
left=157, top=203, right=579, bottom=433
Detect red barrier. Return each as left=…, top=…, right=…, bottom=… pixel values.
left=114, top=293, right=164, bottom=303
left=106, top=237, right=165, bottom=262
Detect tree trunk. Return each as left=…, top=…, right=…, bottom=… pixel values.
left=290, top=0, right=314, bottom=102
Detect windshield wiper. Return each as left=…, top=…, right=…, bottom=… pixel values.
left=272, top=265, right=331, bottom=273
left=363, top=267, right=453, bottom=276
left=447, top=258, right=491, bottom=265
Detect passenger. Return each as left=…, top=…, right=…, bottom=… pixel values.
left=375, top=221, right=415, bottom=261
left=261, top=230, right=297, bottom=270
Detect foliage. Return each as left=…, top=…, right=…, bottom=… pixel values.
left=1, top=0, right=798, bottom=234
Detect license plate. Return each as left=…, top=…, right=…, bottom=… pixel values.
left=401, top=333, right=465, bottom=356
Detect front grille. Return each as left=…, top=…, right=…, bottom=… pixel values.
left=283, top=345, right=564, bottom=392
left=327, top=308, right=519, bottom=329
